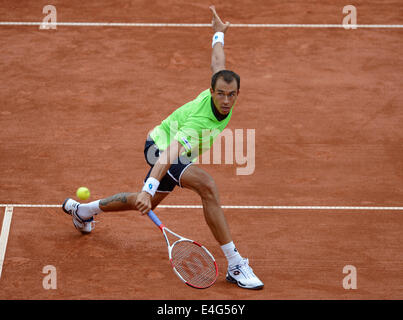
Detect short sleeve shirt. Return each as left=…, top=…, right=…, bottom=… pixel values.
left=150, top=89, right=233, bottom=160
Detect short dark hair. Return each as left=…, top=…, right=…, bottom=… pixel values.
left=211, top=70, right=240, bottom=91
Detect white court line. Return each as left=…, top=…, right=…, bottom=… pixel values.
left=0, top=204, right=402, bottom=211
left=0, top=22, right=402, bottom=28
left=0, top=206, right=13, bottom=279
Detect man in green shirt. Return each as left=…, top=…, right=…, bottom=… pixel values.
left=62, top=6, right=263, bottom=290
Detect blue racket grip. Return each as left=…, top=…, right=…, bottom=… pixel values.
left=147, top=210, right=163, bottom=228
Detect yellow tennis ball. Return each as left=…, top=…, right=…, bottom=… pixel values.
left=76, top=187, right=90, bottom=200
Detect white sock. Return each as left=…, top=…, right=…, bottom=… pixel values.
left=221, top=241, right=243, bottom=268
left=77, top=200, right=101, bottom=220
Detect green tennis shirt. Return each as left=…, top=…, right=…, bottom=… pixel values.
left=150, top=89, right=233, bottom=160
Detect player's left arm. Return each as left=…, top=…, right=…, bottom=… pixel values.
left=210, top=6, right=230, bottom=74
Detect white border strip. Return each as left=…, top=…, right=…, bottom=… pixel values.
left=0, top=22, right=402, bottom=28
left=0, top=204, right=402, bottom=210
left=166, top=205, right=403, bottom=210
left=0, top=206, right=13, bottom=279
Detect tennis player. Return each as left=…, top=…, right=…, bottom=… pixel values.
left=63, top=6, right=263, bottom=290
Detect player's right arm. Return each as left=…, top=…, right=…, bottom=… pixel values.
left=135, top=139, right=186, bottom=215
left=210, top=6, right=230, bottom=74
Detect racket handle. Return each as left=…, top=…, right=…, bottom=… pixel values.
left=147, top=210, right=163, bottom=228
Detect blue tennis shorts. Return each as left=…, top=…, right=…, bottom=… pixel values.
left=143, top=136, right=193, bottom=192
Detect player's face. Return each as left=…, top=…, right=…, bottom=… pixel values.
left=210, top=78, right=239, bottom=115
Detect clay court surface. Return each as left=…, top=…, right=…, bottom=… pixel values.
left=0, top=1, right=402, bottom=300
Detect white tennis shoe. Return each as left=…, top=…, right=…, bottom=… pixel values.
left=62, top=198, right=95, bottom=234
left=226, top=258, right=264, bottom=290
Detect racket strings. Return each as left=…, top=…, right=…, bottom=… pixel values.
left=171, top=241, right=217, bottom=288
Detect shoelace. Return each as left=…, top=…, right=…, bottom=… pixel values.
left=232, top=259, right=256, bottom=279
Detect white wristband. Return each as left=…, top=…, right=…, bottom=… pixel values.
left=212, top=32, right=224, bottom=48
left=143, top=177, right=160, bottom=197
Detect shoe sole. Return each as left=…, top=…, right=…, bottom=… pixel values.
left=62, top=198, right=71, bottom=215
left=226, top=274, right=264, bottom=290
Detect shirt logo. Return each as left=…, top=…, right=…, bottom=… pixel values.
left=181, top=137, right=192, bottom=151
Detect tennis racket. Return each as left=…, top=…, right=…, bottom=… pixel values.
left=147, top=210, right=218, bottom=289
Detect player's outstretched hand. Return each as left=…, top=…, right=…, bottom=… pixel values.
left=210, top=5, right=230, bottom=33
left=135, top=191, right=152, bottom=215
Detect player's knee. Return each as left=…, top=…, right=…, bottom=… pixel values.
left=198, top=176, right=218, bottom=200
left=182, top=166, right=219, bottom=201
